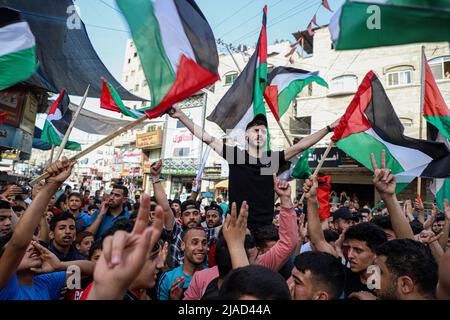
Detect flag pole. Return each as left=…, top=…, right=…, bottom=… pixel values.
left=277, top=120, right=293, bottom=146
left=54, top=85, right=90, bottom=161
left=29, top=115, right=148, bottom=186
left=417, top=45, right=426, bottom=197
left=48, top=145, right=55, bottom=163
left=299, top=141, right=334, bottom=203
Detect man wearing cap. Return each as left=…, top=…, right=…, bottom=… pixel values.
left=169, top=107, right=338, bottom=232
left=332, top=207, right=353, bottom=235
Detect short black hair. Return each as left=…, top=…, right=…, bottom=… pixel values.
left=294, top=251, right=345, bottom=300
left=344, top=222, right=387, bottom=251
left=49, top=212, right=76, bottom=231
left=68, top=192, right=82, bottom=201
left=88, top=239, right=103, bottom=260
left=64, top=185, right=72, bottom=191
left=375, top=239, right=438, bottom=298
left=171, top=199, right=181, bottom=206
left=219, top=265, right=290, bottom=300
left=111, top=184, right=129, bottom=197
left=0, top=200, right=12, bottom=210
left=101, top=219, right=134, bottom=240
left=323, top=229, right=339, bottom=243
left=371, top=216, right=393, bottom=231
left=181, top=226, right=206, bottom=241
left=88, top=205, right=99, bottom=211
left=253, top=225, right=279, bottom=249
left=410, top=220, right=424, bottom=235
left=214, top=236, right=233, bottom=278
left=0, top=231, right=13, bottom=258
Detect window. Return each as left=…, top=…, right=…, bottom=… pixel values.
left=134, top=84, right=139, bottom=92
left=127, top=58, right=131, bottom=64
left=386, top=70, right=412, bottom=87
left=142, top=80, right=147, bottom=87
left=206, top=84, right=215, bottom=93
left=224, top=72, right=239, bottom=85
left=328, top=75, right=358, bottom=96
left=131, top=70, right=135, bottom=77
left=176, top=120, right=186, bottom=128
left=429, top=56, right=450, bottom=80
left=133, top=52, right=137, bottom=57
left=173, top=147, right=190, bottom=157
left=290, top=116, right=311, bottom=135
left=399, top=117, right=413, bottom=127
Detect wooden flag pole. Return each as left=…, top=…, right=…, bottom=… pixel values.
left=417, top=45, right=426, bottom=198
left=54, top=85, right=90, bottom=161
left=299, top=141, right=334, bottom=203
left=277, top=120, right=293, bottom=147
left=29, top=115, right=148, bottom=186
left=48, top=145, right=55, bottom=163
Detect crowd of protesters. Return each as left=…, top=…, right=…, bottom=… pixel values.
left=0, top=108, right=449, bottom=300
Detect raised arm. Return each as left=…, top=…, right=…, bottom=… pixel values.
left=438, top=200, right=450, bottom=251
left=303, top=176, right=338, bottom=257
left=85, top=201, right=107, bottom=237
left=222, top=202, right=249, bottom=269
left=150, top=160, right=175, bottom=230
left=284, top=118, right=339, bottom=160
left=0, top=158, right=73, bottom=288
left=371, top=151, right=414, bottom=240
left=257, top=176, right=298, bottom=271
left=168, top=107, right=223, bottom=157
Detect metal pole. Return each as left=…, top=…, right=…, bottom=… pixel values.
left=54, top=85, right=90, bottom=160
left=225, top=44, right=242, bottom=72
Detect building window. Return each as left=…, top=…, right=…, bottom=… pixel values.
left=399, top=117, right=413, bottom=127
left=387, top=70, right=412, bottom=87
left=290, top=116, right=311, bottom=135
left=328, top=75, right=358, bottom=96
left=131, top=70, right=135, bottom=77
left=206, top=84, right=215, bottom=93
left=173, top=147, right=190, bottom=157
left=176, top=120, right=186, bottom=129
left=429, top=56, right=450, bottom=80
left=224, top=72, right=239, bottom=85
left=133, top=52, right=137, bottom=57
left=127, top=58, right=131, bottom=64
left=142, top=80, right=147, bottom=87
left=134, top=84, right=139, bottom=92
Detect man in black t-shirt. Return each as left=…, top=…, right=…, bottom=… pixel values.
left=168, top=107, right=338, bottom=231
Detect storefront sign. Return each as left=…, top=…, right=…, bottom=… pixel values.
left=20, top=93, right=38, bottom=135
left=136, top=130, right=163, bottom=149
left=0, top=124, right=33, bottom=156
left=308, top=147, right=362, bottom=168
left=0, top=88, right=25, bottom=127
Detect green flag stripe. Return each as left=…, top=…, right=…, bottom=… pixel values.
left=277, top=76, right=328, bottom=118
left=436, top=179, right=450, bottom=211
left=117, top=0, right=175, bottom=108
left=41, top=121, right=81, bottom=151
left=253, top=62, right=267, bottom=116
left=107, top=82, right=143, bottom=119
left=292, top=148, right=313, bottom=179
left=336, top=131, right=405, bottom=174
left=0, top=46, right=37, bottom=90
left=424, top=115, right=450, bottom=140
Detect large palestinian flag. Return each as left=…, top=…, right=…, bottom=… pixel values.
left=0, top=7, right=37, bottom=91
left=117, top=0, right=219, bottom=119
left=331, top=71, right=450, bottom=182
left=264, top=67, right=328, bottom=121
left=329, top=1, right=450, bottom=50
left=41, top=89, right=81, bottom=151
left=207, top=6, right=268, bottom=147
left=100, top=79, right=144, bottom=119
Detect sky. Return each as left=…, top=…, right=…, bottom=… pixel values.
left=57, top=0, right=343, bottom=143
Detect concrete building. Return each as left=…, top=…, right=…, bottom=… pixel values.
left=290, top=26, right=450, bottom=206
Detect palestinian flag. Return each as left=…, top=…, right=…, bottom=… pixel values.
left=41, top=89, right=81, bottom=151
left=264, top=67, right=328, bottom=122
left=100, top=79, right=144, bottom=119
left=329, top=1, right=450, bottom=50
left=117, top=0, right=219, bottom=119
left=331, top=71, right=450, bottom=184
left=423, top=54, right=450, bottom=141
left=0, top=7, right=37, bottom=91
left=207, top=6, right=268, bottom=147
left=291, top=148, right=314, bottom=179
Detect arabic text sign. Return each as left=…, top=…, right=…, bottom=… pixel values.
left=308, top=147, right=362, bottom=168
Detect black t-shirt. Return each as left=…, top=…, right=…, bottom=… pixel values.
left=343, top=267, right=375, bottom=299
left=222, top=144, right=287, bottom=232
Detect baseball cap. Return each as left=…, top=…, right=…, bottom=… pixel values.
left=332, top=208, right=353, bottom=221
left=205, top=204, right=223, bottom=215
left=181, top=200, right=200, bottom=213
left=245, top=114, right=268, bottom=131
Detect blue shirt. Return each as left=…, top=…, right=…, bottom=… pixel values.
left=74, top=211, right=92, bottom=233
left=90, top=208, right=130, bottom=240
left=0, top=272, right=66, bottom=300
left=156, top=266, right=196, bottom=300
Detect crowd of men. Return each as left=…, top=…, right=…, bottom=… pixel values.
left=0, top=108, right=449, bottom=300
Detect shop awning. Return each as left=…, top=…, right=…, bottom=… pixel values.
left=0, top=0, right=145, bottom=101
left=215, top=180, right=228, bottom=189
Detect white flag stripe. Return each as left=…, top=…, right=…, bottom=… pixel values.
left=0, top=22, right=35, bottom=57
left=270, top=71, right=319, bottom=92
